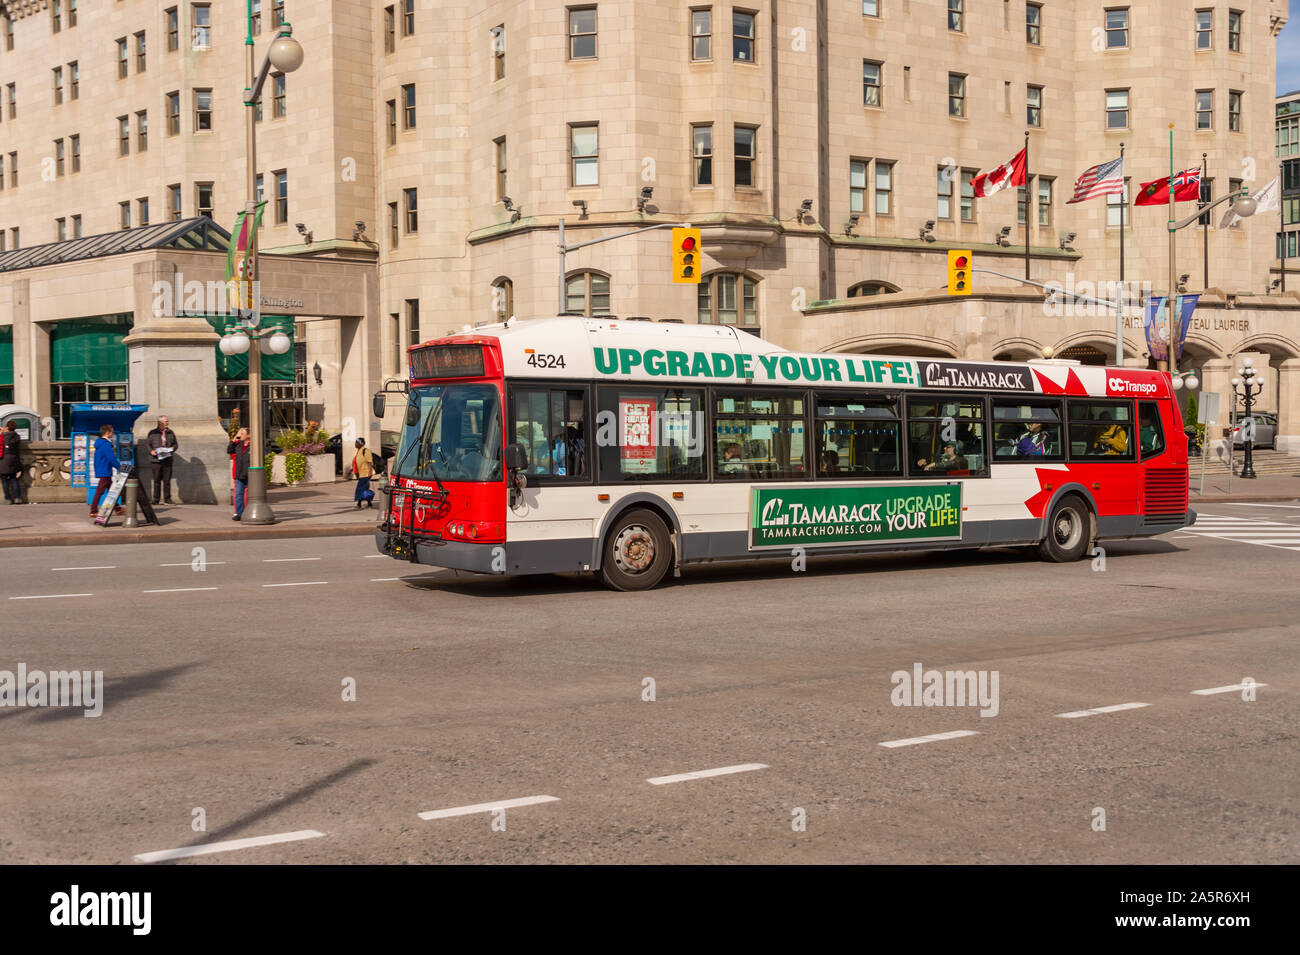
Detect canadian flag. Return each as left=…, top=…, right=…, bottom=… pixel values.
left=970, top=148, right=1028, bottom=198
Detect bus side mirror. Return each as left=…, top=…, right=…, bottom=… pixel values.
left=504, top=443, right=528, bottom=472
left=372, top=394, right=385, bottom=419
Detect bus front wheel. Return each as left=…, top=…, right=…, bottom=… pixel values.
left=599, top=509, right=672, bottom=591
left=1038, top=495, right=1089, bottom=563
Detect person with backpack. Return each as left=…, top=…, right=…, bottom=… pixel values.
left=352, top=437, right=376, bottom=509
left=0, top=421, right=22, bottom=503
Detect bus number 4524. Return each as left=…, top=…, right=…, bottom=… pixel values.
left=526, top=352, right=566, bottom=368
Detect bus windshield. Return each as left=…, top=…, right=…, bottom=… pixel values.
left=393, top=383, right=503, bottom=482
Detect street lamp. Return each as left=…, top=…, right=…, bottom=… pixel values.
left=1229, top=358, right=1265, bottom=479
left=239, top=8, right=305, bottom=524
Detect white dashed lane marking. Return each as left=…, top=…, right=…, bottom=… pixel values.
left=262, top=557, right=321, bottom=563
left=1191, top=682, right=1268, bottom=696
left=134, top=829, right=326, bottom=863
left=417, top=795, right=560, bottom=820
left=1056, top=702, right=1150, bottom=719
left=160, top=562, right=226, bottom=567
left=51, top=566, right=116, bottom=571
left=262, top=581, right=329, bottom=588
left=8, top=593, right=94, bottom=600
left=143, top=587, right=219, bottom=594
left=646, top=763, right=770, bottom=784
left=878, top=730, right=981, bottom=749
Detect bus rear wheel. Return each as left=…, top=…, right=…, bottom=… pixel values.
left=1038, top=495, right=1089, bottom=563
left=599, top=509, right=672, bottom=591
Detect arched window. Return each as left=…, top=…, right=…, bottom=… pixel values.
left=491, top=277, right=513, bottom=318
left=698, top=272, right=758, bottom=326
left=846, top=281, right=899, bottom=297
left=564, top=271, right=610, bottom=316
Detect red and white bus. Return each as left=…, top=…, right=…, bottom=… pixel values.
left=374, top=317, right=1193, bottom=590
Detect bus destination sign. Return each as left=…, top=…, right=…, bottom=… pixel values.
left=749, top=484, right=962, bottom=550
left=411, top=344, right=485, bottom=379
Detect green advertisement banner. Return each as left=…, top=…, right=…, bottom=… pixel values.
left=749, top=484, right=962, bottom=549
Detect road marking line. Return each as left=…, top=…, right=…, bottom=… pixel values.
left=143, top=587, right=219, bottom=594
left=1191, top=682, right=1269, bottom=696
left=370, top=577, right=403, bottom=582
left=51, top=566, right=116, bottom=571
left=1229, top=503, right=1300, bottom=508
left=134, top=829, right=326, bottom=863
left=160, top=561, right=226, bottom=567
left=262, top=557, right=321, bottom=563
left=1056, top=702, right=1150, bottom=719
left=362, top=555, right=386, bottom=559
left=8, top=593, right=93, bottom=600
left=263, top=581, right=329, bottom=588
left=418, top=795, right=560, bottom=820
left=646, top=763, right=769, bottom=784
left=878, top=730, right=980, bottom=749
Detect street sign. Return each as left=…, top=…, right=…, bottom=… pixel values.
left=1198, top=391, right=1219, bottom=425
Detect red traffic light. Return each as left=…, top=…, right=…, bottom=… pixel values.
left=680, top=236, right=696, bottom=252
left=954, top=255, right=968, bottom=269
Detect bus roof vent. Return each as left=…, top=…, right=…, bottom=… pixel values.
left=625, top=316, right=653, bottom=321
left=659, top=318, right=685, bottom=323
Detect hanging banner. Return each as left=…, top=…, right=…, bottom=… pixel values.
left=225, top=202, right=267, bottom=314
left=1143, top=294, right=1199, bottom=362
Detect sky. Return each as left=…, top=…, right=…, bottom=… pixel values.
left=1281, top=16, right=1300, bottom=95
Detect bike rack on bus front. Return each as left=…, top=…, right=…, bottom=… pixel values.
left=379, top=480, right=448, bottom=562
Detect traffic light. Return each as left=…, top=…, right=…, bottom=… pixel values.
left=947, top=249, right=972, bottom=295
left=672, top=227, right=702, bottom=284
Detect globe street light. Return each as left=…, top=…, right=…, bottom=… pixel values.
left=1230, top=358, right=1266, bottom=479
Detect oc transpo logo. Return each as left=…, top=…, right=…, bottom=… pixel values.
left=1107, top=375, right=1159, bottom=397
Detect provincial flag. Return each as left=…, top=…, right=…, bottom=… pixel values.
left=1134, top=167, right=1202, bottom=206
left=1066, top=156, right=1125, bottom=203
left=225, top=202, right=267, bottom=312
left=1219, top=177, right=1279, bottom=229
left=971, top=148, right=1028, bottom=198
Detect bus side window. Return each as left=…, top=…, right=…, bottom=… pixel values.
left=511, top=387, right=589, bottom=480
left=1138, top=401, right=1165, bottom=459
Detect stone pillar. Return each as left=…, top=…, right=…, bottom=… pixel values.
left=304, top=318, right=342, bottom=434
left=1276, top=359, right=1300, bottom=454
left=11, top=278, right=52, bottom=421
left=122, top=259, right=231, bottom=504
left=1198, top=359, right=1233, bottom=454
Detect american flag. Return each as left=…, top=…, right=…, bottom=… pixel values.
left=1066, top=157, right=1125, bottom=203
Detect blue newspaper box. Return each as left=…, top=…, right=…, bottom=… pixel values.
left=70, top=403, right=149, bottom=505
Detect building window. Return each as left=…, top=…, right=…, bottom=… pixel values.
left=948, top=0, right=964, bottom=32
left=847, top=281, right=899, bottom=296
left=120, top=201, right=131, bottom=230
left=566, top=271, right=611, bottom=316
left=492, top=24, right=506, bottom=79
left=137, top=111, right=148, bottom=151
left=194, top=89, right=212, bottom=131
left=54, top=139, right=65, bottom=177
left=1279, top=232, right=1300, bottom=259
left=1105, top=7, right=1128, bottom=48
left=406, top=298, right=420, bottom=350
left=52, top=0, right=62, bottom=33
left=1195, top=9, right=1212, bottom=50
left=272, top=0, right=286, bottom=29
left=166, top=91, right=180, bottom=134
left=1228, top=90, right=1242, bottom=132
left=168, top=183, right=182, bottom=219
left=733, top=9, right=755, bottom=61
left=1106, top=179, right=1129, bottom=226
left=3, top=16, right=11, bottom=51
left=863, top=60, right=882, bottom=108
left=196, top=182, right=214, bottom=219
left=1285, top=197, right=1300, bottom=226
left=404, top=187, right=418, bottom=232
left=1105, top=88, right=1129, bottom=129
left=569, top=7, right=597, bottom=59
left=693, top=125, right=713, bottom=186
left=138, top=197, right=150, bottom=227
left=69, top=0, right=77, bottom=28
left=1196, top=90, right=1212, bottom=130
left=53, top=67, right=63, bottom=106
left=6, top=84, right=13, bottom=120
left=1017, top=185, right=1028, bottom=225
left=255, top=173, right=264, bottom=204
left=274, top=169, right=288, bottom=223
left=960, top=168, right=977, bottom=222
left=1038, top=176, right=1054, bottom=226
left=6, top=151, right=13, bottom=188
left=863, top=1, right=879, bottom=17
left=850, top=159, right=867, bottom=213
left=948, top=73, right=966, bottom=118
left=495, top=137, right=507, bottom=199
left=691, top=8, right=711, bottom=60
left=491, top=278, right=514, bottom=318
left=118, top=116, right=130, bottom=156
left=1282, top=118, right=1300, bottom=157
left=70, top=135, right=80, bottom=172
left=875, top=160, right=893, bottom=215
left=571, top=124, right=599, bottom=186
left=1026, top=2, right=1042, bottom=44
left=402, top=83, right=416, bottom=129
left=72, top=214, right=82, bottom=238
left=400, top=0, right=413, bottom=35
left=251, top=0, right=261, bottom=34
left=1198, top=177, right=1214, bottom=225
left=192, top=4, right=211, bottom=50
left=55, top=217, right=66, bottom=241
left=937, top=166, right=954, bottom=219
left=272, top=72, right=286, bottom=118
left=698, top=273, right=757, bottom=326
left=1228, top=9, right=1242, bottom=51
left=69, top=61, right=79, bottom=99
left=385, top=100, right=396, bottom=145
left=1027, top=84, right=1043, bottom=127
left=388, top=201, right=398, bottom=247
left=734, top=126, right=757, bottom=187
left=383, top=6, right=395, bottom=53
left=136, top=31, right=147, bottom=72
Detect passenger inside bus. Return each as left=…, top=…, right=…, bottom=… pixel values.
left=719, top=442, right=747, bottom=476
left=916, top=441, right=969, bottom=473
left=1092, top=410, right=1128, bottom=455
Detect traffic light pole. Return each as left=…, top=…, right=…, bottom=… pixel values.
left=973, top=267, right=1125, bottom=364
left=557, top=219, right=692, bottom=314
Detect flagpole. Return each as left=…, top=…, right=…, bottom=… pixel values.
left=1283, top=160, right=1288, bottom=294
left=1024, top=130, right=1030, bottom=280
left=1119, top=142, right=1126, bottom=285
left=1167, top=123, right=1176, bottom=376
left=1202, top=152, right=1209, bottom=290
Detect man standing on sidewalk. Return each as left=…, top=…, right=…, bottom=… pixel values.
left=227, top=428, right=250, bottom=521
left=91, top=424, right=123, bottom=518
left=146, top=415, right=179, bottom=506
left=0, top=422, right=22, bottom=503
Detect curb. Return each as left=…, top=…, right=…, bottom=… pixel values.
left=1190, top=495, right=1300, bottom=504
left=0, top=523, right=378, bottom=549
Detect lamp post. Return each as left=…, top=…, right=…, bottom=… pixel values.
left=1230, top=358, right=1265, bottom=479
left=239, top=7, right=304, bottom=523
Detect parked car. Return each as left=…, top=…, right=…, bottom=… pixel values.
left=1231, top=412, right=1277, bottom=449
left=326, top=432, right=397, bottom=476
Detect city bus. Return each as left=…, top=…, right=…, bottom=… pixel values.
left=373, top=317, right=1193, bottom=590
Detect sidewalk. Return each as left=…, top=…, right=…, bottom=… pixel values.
left=0, top=482, right=383, bottom=548
left=1188, top=449, right=1300, bottom=503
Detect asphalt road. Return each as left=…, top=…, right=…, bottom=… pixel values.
left=1, top=503, right=1296, bottom=864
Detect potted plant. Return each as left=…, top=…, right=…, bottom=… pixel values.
left=269, top=422, right=336, bottom=485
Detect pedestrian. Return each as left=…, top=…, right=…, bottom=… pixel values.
left=146, top=414, right=179, bottom=505
left=352, top=437, right=375, bottom=509
left=91, top=424, right=123, bottom=518
left=0, top=422, right=22, bottom=504
left=227, top=427, right=250, bottom=521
